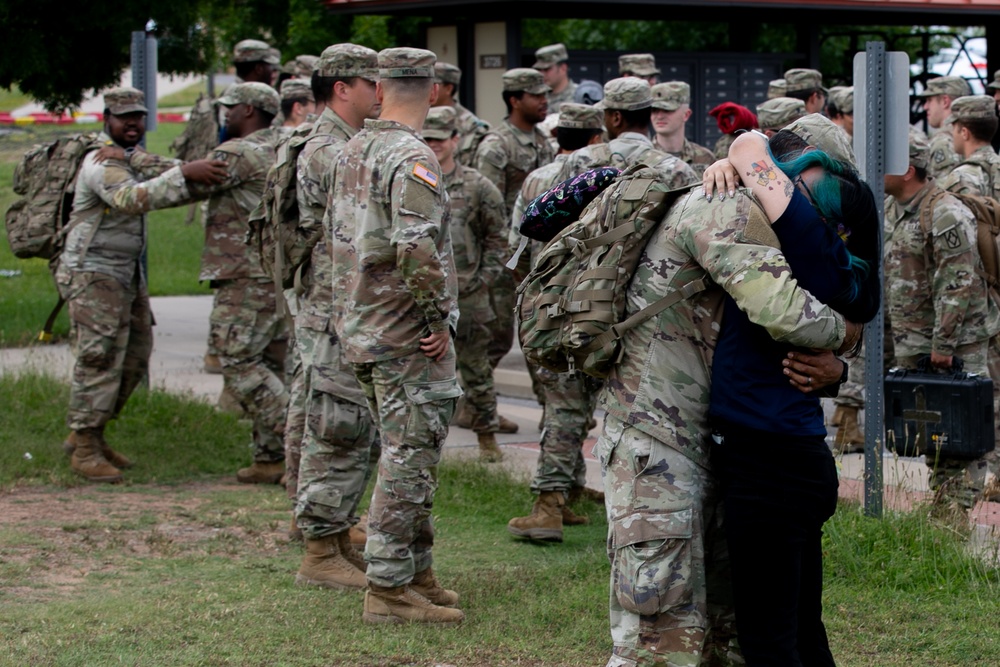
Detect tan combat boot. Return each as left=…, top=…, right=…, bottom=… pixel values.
left=451, top=398, right=473, bottom=429
left=363, top=584, right=465, bottom=626
left=63, top=429, right=134, bottom=469
left=203, top=352, right=223, bottom=375
left=69, top=429, right=123, bottom=484
left=411, top=567, right=460, bottom=607
left=348, top=518, right=367, bottom=548
left=833, top=407, right=865, bottom=454
left=336, top=531, right=367, bottom=573
left=563, top=488, right=591, bottom=526
left=498, top=414, right=519, bottom=434
left=478, top=432, right=503, bottom=462
left=507, top=491, right=564, bottom=542
left=295, top=533, right=366, bottom=590
left=288, top=513, right=303, bottom=542
left=236, top=461, right=285, bottom=485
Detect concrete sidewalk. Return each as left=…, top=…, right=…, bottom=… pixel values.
left=2, top=294, right=998, bottom=535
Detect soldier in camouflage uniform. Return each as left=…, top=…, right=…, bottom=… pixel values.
left=755, top=96, right=806, bottom=137
left=534, top=43, right=578, bottom=110
left=917, top=75, right=973, bottom=180
left=766, top=78, right=786, bottom=100
left=618, top=53, right=660, bottom=86
left=284, top=44, right=383, bottom=591
left=783, top=68, right=827, bottom=115
left=57, top=87, right=229, bottom=483
left=420, top=106, right=508, bottom=462
left=883, top=127, right=1000, bottom=513
left=938, top=94, right=1000, bottom=200
left=826, top=85, right=854, bottom=139
left=506, top=103, right=607, bottom=541
left=474, top=67, right=554, bottom=427
left=277, top=78, right=316, bottom=136
left=650, top=81, right=715, bottom=177
left=562, top=77, right=698, bottom=187
left=327, top=47, right=465, bottom=626
left=432, top=62, right=491, bottom=168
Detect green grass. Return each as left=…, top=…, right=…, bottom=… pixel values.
left=157, top=79, right=210, bottom=109
left=0, top=121, right=210, bottom=347
left=0, top=85, right=32, bottom=112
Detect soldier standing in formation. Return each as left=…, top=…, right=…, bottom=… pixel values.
left=533, top=43, right=578, bottom=110
left=783, top=68, right=828, bottom=115
left=649, top=81, right=715, bottom=177
left=918, top=75, right=973, bottom=179
left=276, top=79, right=316, bottom=136
left=431, top=62, right=491, bottom=167
left=826, top=85, right=854, bottom=139
left=327, top=47, right=464, bottom=626
left=618, top=53, right=660, bottom=86
left=939, top=94, right=1000, bottom=200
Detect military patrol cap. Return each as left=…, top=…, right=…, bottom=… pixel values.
left=378, top=47, right=435, bottom=79
left=503, top=68, right=550, bottom=95
left=619, top=53, right=660, bottom=77
left=650, top=81, right=690, bottom=111
left=756, top=97, right=806, bottom=130
left=784, top=68, right=827, bottom=95
left=916, top=75, right=972, bottom=99
left=908, top=126, right=930, bottom=170
left=951, top=95, right=999, bottom=122
left=767, top=79, right=787, bottom=100
left=785, top=113, right=857, bottom=168
left=217, top=81, right=280, bottom=116
left=282, top=55, right=318, bottom=78
left=233, top=39, right=280, bottom=65
left=598, top=77, right=652, bottom=111
left=827, top=85, right=853, bottom=114
left=104, top=86, right=148, bottom=115
left=316, top=43, right=379, bottom=81
left=533, top=43, right=568, bottom=69
left=987, top=69, right=1000, bottom=92
left=557, top=102, right=603, bottom=129
left=421, top=106, right=457, bottom=140
left=435, top=62, right=462, bottom=85
left=280, top=78, right=314, bottom=102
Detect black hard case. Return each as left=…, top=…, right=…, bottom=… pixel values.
left=884, top=368, right=995, bottom=459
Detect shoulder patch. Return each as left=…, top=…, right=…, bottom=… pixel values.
left=413, top=163, right=439, bottom=188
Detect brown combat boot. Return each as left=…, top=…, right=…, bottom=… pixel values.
left=833, top=406, right=865, bottom=454
left=336, top=531, right=367, bottom=573
left=411, top=567, right=460, bottom=607
left=451, top=398, right=473, bottom=429
left=478, top=432, right=503, bottom=462
left=295, top=533, right=366, bottom=590
left=203, top=352, right=223, bottom=375
left=348, top=519, right=367, bottom=548
left=69, top=429, right=123, bottom=484
left=217, top=385, right=246, bottom=417
left=236, top=461, right=285, bottom=485
left=498, top=414, right=519, bottom=434
left=507, top=491, right=564, bottom=542
left=63, top=430, right=134, bottom=469
left=563, top=488, right=591, bottom=526
left=363, top=584, right=465, bottom=626
left=288, top=513, right=303, bottom=542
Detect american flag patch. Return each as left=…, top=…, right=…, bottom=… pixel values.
left=413, top=163, right=439, bottom=187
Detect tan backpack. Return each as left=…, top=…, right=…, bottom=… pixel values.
left=920, top=187, right=1000, bottom=302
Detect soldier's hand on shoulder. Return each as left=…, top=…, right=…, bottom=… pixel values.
left=94, top=145, right=130, bottom=163
left=181, top=159, right=230, bottom=185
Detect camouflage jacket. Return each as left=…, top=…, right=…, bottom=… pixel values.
left=713, top=133, right=736, bottom=160
left=453, top=101, right=491, bottom=168
left=927, top=116, right=961, bottom=180
left=548, top=81, right=578, bottom=110
left=297, top=107, right=356, bottom=329
left=884, top=181, right=1000, bottom=357
left=561, top=133, right=698, bottom=188
left=666, top=137, right=717, bottom=178
left=937, top=144, right=1000, bottom=200
left=328, top=118, right=459, bottom=363
left=58, top=132, right=187, bottom=289
left=443, top=162, right=508, bottom=322
left=474, top=119, right=555, bottom=213
left=599, top=189, right=848, bottom=468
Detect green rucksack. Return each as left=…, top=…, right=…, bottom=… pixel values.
left=514, top=164, right=708, bottom=379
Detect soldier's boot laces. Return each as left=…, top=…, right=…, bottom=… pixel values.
left=833, top=406, right=865, bottom=454
left=336, top=531, right=366, bottom=572
left=295, top=533, right=367, bottom=590
left=236, top=461, right=285, bottom=485
left=478, top=432, right=504, bottom=463
left=507, top=491, right=564, bottom=542
left=562, top=488, right=591, bottom=526
left=411, top=567, right=460, bottom=607
left=363, top=584, right=465, bottom=626
left=63, top=428, right=134, bottom=469
left=69, top=428, right=123, bottom=484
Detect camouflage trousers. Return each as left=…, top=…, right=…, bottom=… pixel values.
left=62, top=271, right=152, bottom=431
left=597, top=414, right=739, bottom=667
left=487, top=271, right=516, bottom=369
left=897, top=336, right=1000, bottom=509
left=210, top=278, right=289, bottom=463
left=353, top=347, right=462, bottom=587
left=283, top=341, right=306, bottom=502
left=530, top=366, right=595, bottom=494
left=454, top=310, right=500, bottom=433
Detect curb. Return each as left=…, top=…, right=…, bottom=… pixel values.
left=0, top=112, right=188, bottom=125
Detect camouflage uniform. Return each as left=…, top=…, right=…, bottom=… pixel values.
left=55, top=89, right=190, bottom=433
left=474, top=69, right=554, bottom=369
left=432, top=62, right=491, bottom=167
left=755, top=97, right=807, bottom=134
left=597, top=186, right=849, bottom=667
left=618, top=53, right=660, bottom=81
left=424, top=107, right=507, bottom=434
left=650, top=82, right=715, bottom=177
left=327, top=49, right=461, bottom=588
left=534, top=43, right=578, bottom=109
left=917, top=76, right=974, bottom=180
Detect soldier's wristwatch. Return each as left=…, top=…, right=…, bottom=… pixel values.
left=123, top=147, right=136, bottom=160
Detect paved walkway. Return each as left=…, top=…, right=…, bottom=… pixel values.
left=2, top=294, right=998, bottom=537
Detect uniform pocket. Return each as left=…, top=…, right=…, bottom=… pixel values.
left=401, top=378, right=463, bottom=449
left=612, top=508, right=694, bottom=616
